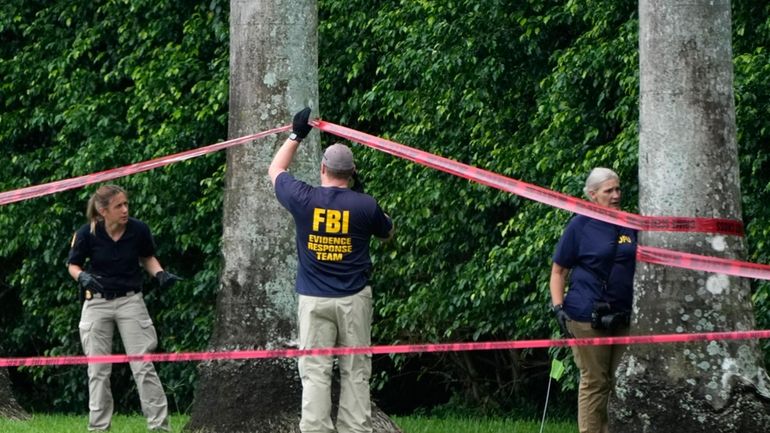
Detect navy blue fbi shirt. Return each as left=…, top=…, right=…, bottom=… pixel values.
left=553, top=215, right=637, bottom=322
left=275, top=172, right=393, bottom=297
left=68, top=217, right=156, bottom=294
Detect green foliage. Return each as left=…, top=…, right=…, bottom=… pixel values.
left=1, top=0, right=769, bottom=417
left=321, top=0, right=770, bottom=412
left=0, top=0, right=229, bottom=412
left=320, top=0, right=640, bottom=408
left=733, top=1, right=770, bottom=368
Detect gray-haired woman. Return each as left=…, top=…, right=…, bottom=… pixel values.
left=67, top=184, right=179, bottom=432
left=549, top=168, right=637, bottom=433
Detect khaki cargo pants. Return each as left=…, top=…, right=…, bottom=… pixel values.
left=298, top=286, right=373, bottom=433
left=79, top=292, right=170, bottom=431
left=567, top=320, right=629, bottom=433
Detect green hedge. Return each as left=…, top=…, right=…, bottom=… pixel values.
left=0, top=0, right=768, bottom=414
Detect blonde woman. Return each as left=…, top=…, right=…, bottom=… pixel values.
left=67, top=184, right=179, bottom=432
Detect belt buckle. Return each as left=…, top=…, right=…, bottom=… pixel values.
left=89, top=290, right=136, bottom=301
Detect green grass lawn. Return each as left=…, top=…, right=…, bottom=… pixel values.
left=392, top=416, right=576, bottom=433
left=0, top=413, right=576, bottom=432
left=0, top=413, right=190, bottom=433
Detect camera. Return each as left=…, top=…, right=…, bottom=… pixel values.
left=591, top=302, right=630, bottom=331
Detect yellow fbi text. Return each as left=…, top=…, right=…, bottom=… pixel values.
left=310, top=208, right=353, bottom=261
left=312, top=208, right=349, bottom=234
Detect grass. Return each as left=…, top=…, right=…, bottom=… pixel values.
left=0, top=413, right=576, bottom=432
left=392, top=416, right=576, bottom=433
left=0, top=413, right=191, bottom=433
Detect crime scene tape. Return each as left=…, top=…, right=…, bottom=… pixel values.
left=0, top=125, right=291, bottom=206
left=0, top=121, right=766, bottom=279
left=0, top=120, right=743, bottom=236
left=638, top=245, right=770, bottom=280
left=0, top=121, right=767, bottom=367
left=1, top=330, right=768, bottom=367
left=315, top=120, right=770, bottom=279
left=314, top=120, right=744, bottom=236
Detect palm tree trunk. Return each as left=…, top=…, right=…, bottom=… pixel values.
left=610, top=1, right=770, bottom=431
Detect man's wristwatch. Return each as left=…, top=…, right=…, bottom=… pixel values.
left=551, top=304, right=563, bottom=313
left=289, top=132, right=301, bottom=142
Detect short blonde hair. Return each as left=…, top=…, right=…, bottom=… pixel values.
left=583, top=167, right=619, bottom=198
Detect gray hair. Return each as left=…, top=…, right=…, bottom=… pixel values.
left=583, top=167, right=619, bottom=198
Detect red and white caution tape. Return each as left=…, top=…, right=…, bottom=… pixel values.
left=0, top=125, right=290, bottom=206
left=315, top=120, right=770, bottom=279
left=0, top=121, right=767, bottom=365
left=638, top=245, right=770, bottom=280
left=0, top=121, right=745, bottom=236
left=314, top=120, right=744, bottom=236
left=0, top=122, right=767, bottom=278
left=2, top=329, right=768, bottom=367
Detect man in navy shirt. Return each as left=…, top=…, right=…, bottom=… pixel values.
left=549, top=167, right=636, bottom=433
left=269, top=108, right=394, bottom=433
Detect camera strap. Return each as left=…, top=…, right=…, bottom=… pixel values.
left=582, top=226, right=620, bottom=298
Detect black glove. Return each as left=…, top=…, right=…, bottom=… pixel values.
left=292, top=107, right=312, bottom=140
left=156, top=270, right=182, bottom=290
left=78, top=271, right=104, bottom=291
left=350, top=170, right=365, bottom=193
left=552, top=304, right=573, bottom=338
left=77, top=271, right=103, bottom=302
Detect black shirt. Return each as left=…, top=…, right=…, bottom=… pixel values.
left=68, top=217, right=156, bottom=293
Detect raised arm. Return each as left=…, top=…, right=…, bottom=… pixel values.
left=269, top=107, right=312, bottom=185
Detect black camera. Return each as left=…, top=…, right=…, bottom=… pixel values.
left=591, top=302, right=630, bottom=331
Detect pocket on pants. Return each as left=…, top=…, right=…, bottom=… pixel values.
left=79, top=321, right=93, bottom=352
left=138, top=319, right=158, bottom=352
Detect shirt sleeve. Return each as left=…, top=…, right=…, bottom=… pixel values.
left=275, top=171, right=313, bottom=214
left=553, top=217, right=580, bottom=268
left=67, top=226, right=90, bottom=266
left=371, top=203, right=393, bottom=238
left=136, top=220, right=157, bottom=258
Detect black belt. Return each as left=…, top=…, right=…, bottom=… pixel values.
left=89, top=290, right=138, bottom=300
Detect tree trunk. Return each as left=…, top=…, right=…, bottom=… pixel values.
left=184, top=1, right=318, bottom=432
left=610, top=1, right=770, bottom=432
left=0, top=369, right=28, bottom=420
left=185, top=1, right=401, bottom=432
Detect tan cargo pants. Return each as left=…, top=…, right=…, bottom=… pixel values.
left=567, top=320, right=629, bottom=433
left=298, top=286, right=373, bottom=433
left=79, top=292, right=170, bottom=432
